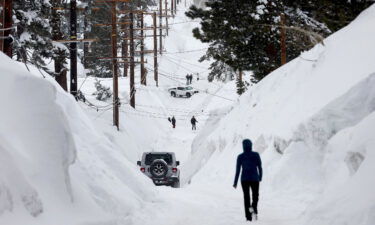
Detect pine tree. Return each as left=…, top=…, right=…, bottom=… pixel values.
left=186, top=0, right=369, bottom=83
left=13, top=0, right=54, bottom=73
left=207, top=60, right=235, bottom=82
left=93, top=78, right=112, bottom=101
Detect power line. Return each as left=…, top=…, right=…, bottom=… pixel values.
left=164, top=54, right=209, bottom=70
left=163, top=48, right=207, bottom=54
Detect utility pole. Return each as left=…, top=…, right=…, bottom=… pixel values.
left=70, top=0, right=78, bottom=97
left=171, top=0, right=174, bottom=17
left=83, top=5, right=90, bottom=68
left=129, top=12, right=135, bottom=108
left=140, top=12, right=146, bottom=85
left=174, top=0, right=177, bottom=15
left=280, top=13, right=287, bottom=65
left=122, top=3, right=129, bottom=77
left=165, top=0, right=168, bottom=35
left=159, top=0, right=163, bottom=54
left=111, top=1, right=120, bottom=130
left=153, top=12, right=158, bottom=87
left=1, top=0, right=13, bottom=57
left=0, top=0, right=3, bottom=53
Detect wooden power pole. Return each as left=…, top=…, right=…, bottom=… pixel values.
left=159, top=0, right=163, bottom=54
left=171, top=0, right=174, bottom=17
left=129, top=12, right=135, bottom=108
left=153, top=12, right=158, bottom=87
left=122, top=3, right=129, bottom=77
left=70, top=0, right=78, bottom=97
left=165, top=0, right=168, bottom=35
left=140, top=12, right=146, bottom=85
left=111, top=1, right=120, bottom=129
left=280, top=13, right=287, bottom=65
left=1, top=0, right=13, bottom=57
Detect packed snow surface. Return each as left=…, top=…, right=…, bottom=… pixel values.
left=1, top=1, right=375, bottom=225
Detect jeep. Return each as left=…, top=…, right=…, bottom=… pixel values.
left=137, top=152, right=180, bottom=188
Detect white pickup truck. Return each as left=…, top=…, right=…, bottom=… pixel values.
left=168, top=86, right=199, bottom=98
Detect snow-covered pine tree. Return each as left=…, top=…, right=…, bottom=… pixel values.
left=13, top=0, right=54, bottom=73
left=93, top=78, right=112, bottom=101
left=187, top=0, right=369, bottom=83
left=207, top=60, right=235, bottom=82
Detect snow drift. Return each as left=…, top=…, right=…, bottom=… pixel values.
left=185, top=4, right=375, bottom=225
left=0, top=53, right=156, bottom=225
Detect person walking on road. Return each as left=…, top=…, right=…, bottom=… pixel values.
left=186, top=74, right=190, bottom=85
left=171, top=116, right=176, bottom=129
left=190, top=116, right=198, bottom=130
left=233, top=139, right=262, bottom=222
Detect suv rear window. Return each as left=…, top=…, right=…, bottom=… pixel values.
left=145, top=153, right=172, bottom=165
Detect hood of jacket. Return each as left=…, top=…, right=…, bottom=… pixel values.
left=242, top=139, right=252, bottom=152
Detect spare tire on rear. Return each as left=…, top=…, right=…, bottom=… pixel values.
left=150, top=159, right=168, bottom=178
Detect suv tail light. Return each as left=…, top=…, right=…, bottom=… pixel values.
left=140, top=168, right=145, bottom=172
left=172, top=168, right=177, bottom=173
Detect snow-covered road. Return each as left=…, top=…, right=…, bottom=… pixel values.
left=126, top=114, right=301, bottom=225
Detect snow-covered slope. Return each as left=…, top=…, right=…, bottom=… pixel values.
left=185, top=4, right=375, bottom=225
left=0, top=52, right=158, bottom=225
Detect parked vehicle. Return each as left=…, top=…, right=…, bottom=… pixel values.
left=137, top=152, right=180, bottom=188
left=168, top=86, right=199, bottom=98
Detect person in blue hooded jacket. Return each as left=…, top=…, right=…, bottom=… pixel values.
left=233, top=139, right=262, bottom=221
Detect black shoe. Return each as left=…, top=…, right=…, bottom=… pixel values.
left=246, top=216, right=252, bottom=221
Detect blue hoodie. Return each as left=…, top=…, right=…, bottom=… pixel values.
left=233, top=139, right=262, bottom=186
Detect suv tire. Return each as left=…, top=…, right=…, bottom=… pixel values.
left=186, top=92, right=191, bottom=98
left=171, top=92, right=176, bottom=97
left=150, top=160, right=168, bottom=178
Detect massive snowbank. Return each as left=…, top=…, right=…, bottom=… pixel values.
left=0, top=53, right=155, bottom=225
left=185, top=4, right=375, bottom=225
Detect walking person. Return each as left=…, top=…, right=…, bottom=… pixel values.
left=189, top=74, right=193, bottom=84
left=171, top=116, right=176, bottom=129
left=186, top=74, right=189, bottom=85
left=233, top=139, right=262, bottom=221
left=190, top=116, right=198, bottom=130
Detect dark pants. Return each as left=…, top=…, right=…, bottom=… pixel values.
left=192, top=124, right=196, bottom=130
left=241, top=181, right=259, bottom=219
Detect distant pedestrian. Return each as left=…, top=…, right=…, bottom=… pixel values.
left=171, top=116, right=176, bottom=128
left=233, top=139, right=262, bottom=222
left=190, top=116, right=198, bottom=130
left=189, top=74, right=193, bottom=84
left=196, top=73, right=200, bottom=81
left=186, top=74, right=189, bottom=85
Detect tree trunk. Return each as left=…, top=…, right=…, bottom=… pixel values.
left=51, top=0, right=68, bottom=91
